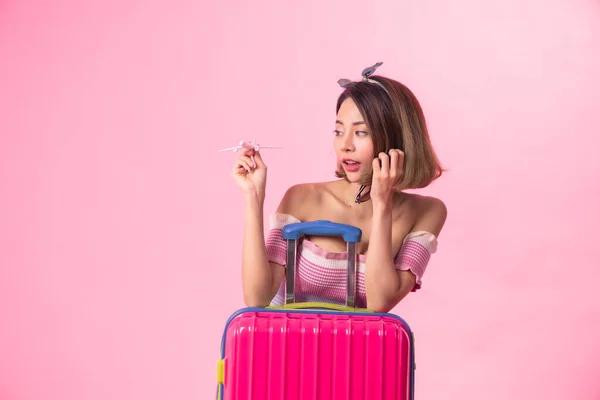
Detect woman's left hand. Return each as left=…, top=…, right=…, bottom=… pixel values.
left=371, top=149, right=405, bottom=206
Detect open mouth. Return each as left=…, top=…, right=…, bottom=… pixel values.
left=342, top=159, right=361, bottom=171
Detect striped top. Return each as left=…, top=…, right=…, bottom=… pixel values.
left=265, top=213, right=438, bottom=308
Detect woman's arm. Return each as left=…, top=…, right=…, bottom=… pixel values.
left=241, top=193, right=285, bottom=307
left=365, top=150, right=447, bottom=312
left=364, top=201, right=406, bottom=312
left=231, top=148, right=285, bottom=307
left=241, top=184, right=307, bottom=307
left=365, top=197, right=447, bottom=312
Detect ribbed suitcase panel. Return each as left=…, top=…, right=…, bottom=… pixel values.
left=222, top=311, right=412, bottom=400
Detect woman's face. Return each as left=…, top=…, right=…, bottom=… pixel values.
left=334, top=98, right=375, bottom=183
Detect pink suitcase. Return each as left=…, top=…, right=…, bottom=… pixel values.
left=216, top=221, right=415, bottom=399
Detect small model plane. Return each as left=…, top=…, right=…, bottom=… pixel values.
left=218, top=137, right=283, bottom=153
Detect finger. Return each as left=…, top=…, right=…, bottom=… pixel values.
left=241, top=148, right=255, bottom=157
left=395, top=149, right=405, bottom=163
left=234, top=159, right=252, bottom=173
left=232, top=164, right=247, bottom=177
left=389, top=149, right=398, bottom=177
left=253, top=149, right=266, bottom=168
left=238, top=155, right=256, bottom=169
left=378, top=152, right=389, bottom=177
left=233, top=162, right=250, bottom=175
left=395, top=150, right=406, bottom=186
left=372, top=157, right=381, bottom=176
left=396, top=150, right=405, bottom=174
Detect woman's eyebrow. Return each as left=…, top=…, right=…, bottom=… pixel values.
left=335, top=120, right=366, bottom=126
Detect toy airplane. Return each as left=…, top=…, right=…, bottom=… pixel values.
left=218, top=137, right=283, bottom=153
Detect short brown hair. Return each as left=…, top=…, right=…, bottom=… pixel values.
left=335, top=76, right=444, bottom=189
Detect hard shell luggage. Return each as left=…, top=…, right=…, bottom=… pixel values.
left=216, top=220, right=416, bottom=399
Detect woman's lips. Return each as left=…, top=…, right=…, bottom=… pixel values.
left=342, top=159, right=361, bottom=172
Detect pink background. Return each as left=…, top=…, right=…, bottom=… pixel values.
left=1, top=0, right=599, bottom=399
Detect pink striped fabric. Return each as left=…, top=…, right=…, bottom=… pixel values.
left=265, top=213, right=438, bottom=308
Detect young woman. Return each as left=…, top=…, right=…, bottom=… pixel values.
left=231, top=63, right=447, bottom=313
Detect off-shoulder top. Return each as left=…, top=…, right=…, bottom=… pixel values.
left=265, top=213, right=438, bottom=308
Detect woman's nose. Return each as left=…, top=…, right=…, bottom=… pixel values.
left=340, top=135, right=355, bottom=152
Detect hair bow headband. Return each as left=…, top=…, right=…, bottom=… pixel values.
left=337, top=61, right=390, bottom=96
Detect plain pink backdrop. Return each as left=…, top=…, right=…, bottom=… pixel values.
left=1, top=0, right=599, bottom=399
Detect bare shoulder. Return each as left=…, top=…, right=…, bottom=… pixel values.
left=402, top=193, right=448, bottom=237
left=276, top=182, right=326, bottom=220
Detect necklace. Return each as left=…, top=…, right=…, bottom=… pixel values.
left=354, top=185, right=371, bottom=204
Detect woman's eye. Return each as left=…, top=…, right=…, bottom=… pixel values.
left=356, top=131, right=369, bottom=136
left=334, top=130, right=343, bottom=136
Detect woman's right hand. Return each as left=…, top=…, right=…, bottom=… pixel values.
left=232, top=147, right=267, bottom=201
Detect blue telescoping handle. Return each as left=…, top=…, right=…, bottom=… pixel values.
left=282, top=220, right=362, bottom=243
left=282, top=220, right=362, bottom=308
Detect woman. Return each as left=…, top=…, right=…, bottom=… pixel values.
left=231, top=63, right=447, bottom=313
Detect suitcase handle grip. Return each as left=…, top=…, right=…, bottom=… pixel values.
left=282, top=220, right=361, bottom=242
left=269, top=301, right=372, bottom=313
left=281, top=221, right=362, bottom=308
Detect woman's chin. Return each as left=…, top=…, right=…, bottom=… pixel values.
left=337, top=165, right=369, bottom=184
left=345, top=173, right=366, bottom=185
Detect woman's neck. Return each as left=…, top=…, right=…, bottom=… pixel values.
left=341, top=181, right=371, bottom=206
